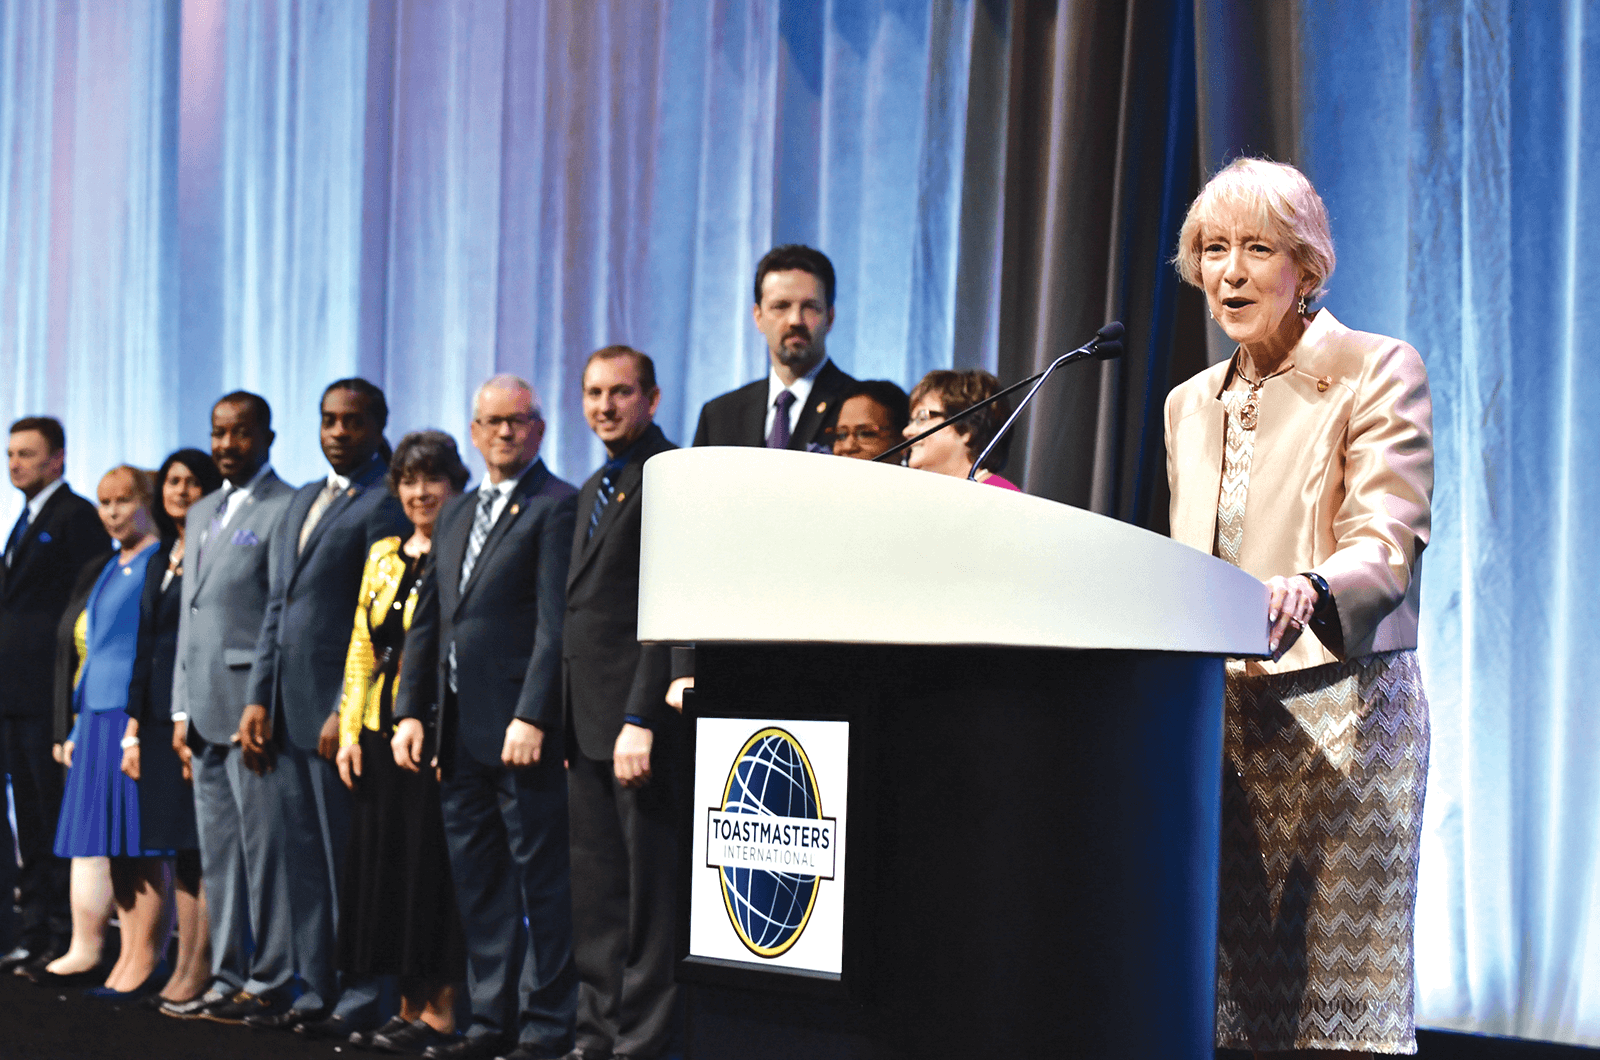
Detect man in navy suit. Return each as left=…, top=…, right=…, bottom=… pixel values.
left=206, top=379, right=407, bottom=1032
left=564, top=348, right=680, bottom=1060
left=0, top=417, right=111, bottom=974
left=395, top=374, right=578, bottom=1060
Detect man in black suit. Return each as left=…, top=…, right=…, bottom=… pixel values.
left=564, top=348, right=680, bottom=1060
left=207, top=379, right=407, bottom=1032
left=0, top=417, right=111, bottom=974
left=394, top=374, right=578, bottom=1060
left=691, top=244, right=855, bottom=451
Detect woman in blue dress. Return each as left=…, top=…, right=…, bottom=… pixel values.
left=46, top=465, right=171, bottom=995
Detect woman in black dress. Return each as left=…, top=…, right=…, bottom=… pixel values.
left=333, top=430, right=468, bottom=1052
left=122, top=448, right=221, bottom=1004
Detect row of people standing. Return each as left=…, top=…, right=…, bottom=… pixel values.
left=4, top=174, right=1433, bottom=1060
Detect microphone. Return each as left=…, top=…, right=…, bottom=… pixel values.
left=872, top=322, right=1126, bottom=470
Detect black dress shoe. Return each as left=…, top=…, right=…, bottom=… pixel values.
left=422, top=1034, right=508, bottom=1060
left=353, top=1015, right=415, bottom=1049
left=202, top=990, right=290, bottom=1025
left=245, top=1004, right=326, bottom=1031
left=496, top=1045, right=569, bottom=1060
left=0, top=946, right=35, bottom=973
left=373, top=1019, right=455, bottom=1055
left=298, top=1013, right=367, bottom=1040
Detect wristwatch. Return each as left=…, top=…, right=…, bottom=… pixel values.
left=1299, top=571, right=1331, bottom=613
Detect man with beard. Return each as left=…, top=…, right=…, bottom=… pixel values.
left=690, top=245, right=855, bottom=451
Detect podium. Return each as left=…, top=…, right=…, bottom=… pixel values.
left=638, top=449, right=1266, bottom=1060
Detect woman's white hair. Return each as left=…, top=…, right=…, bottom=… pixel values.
left=472, top=373, right=542, bottom=419
left=1173, top=157, right=1337, bottom=305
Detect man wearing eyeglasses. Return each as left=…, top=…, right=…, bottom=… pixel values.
left=393, top=374, right=578, bottom=1060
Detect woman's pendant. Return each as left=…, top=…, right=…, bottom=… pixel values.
left=1240, top=390, right=1260, bottom=431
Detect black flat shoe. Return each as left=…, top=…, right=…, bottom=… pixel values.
left=25, top=963, right=108, bottom=989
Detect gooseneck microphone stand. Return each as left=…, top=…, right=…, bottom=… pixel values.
left=872, top=321, right=1126, bottom=474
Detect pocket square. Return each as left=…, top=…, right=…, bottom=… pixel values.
left=231, top=529, right=259, bottom=547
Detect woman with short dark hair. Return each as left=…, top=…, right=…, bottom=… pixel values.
left=902, top=369, right=1020, bottom=490
left=330, top=429, right=469, bottom=1051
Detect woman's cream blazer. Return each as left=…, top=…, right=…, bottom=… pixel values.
left=1164, top=310, right=1434, bottom=674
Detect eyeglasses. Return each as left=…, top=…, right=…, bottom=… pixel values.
left=907, top=408, right=947, bottom=427
left=827, top=426, right=892, bottom=444
left=475, top=414, right=539, bottom=431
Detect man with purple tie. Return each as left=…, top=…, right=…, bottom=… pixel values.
left=690, top=245, right=855, bottom=452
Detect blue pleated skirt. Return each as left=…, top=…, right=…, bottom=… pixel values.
left=54, top=709, right=175, bottom=858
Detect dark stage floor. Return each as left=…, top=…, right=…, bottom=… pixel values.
left=0, top=968, right=1594, bottom=1060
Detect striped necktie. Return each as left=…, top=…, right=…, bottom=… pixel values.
left=458, top=485, right=499, bottom=592
left=586, top=466, right=622, bottom=541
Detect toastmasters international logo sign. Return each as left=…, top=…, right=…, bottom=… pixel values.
left=705, top=727, right=839, bottom=958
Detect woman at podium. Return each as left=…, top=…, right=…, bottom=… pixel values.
left=1164, top=158, right=1433, bottom=1057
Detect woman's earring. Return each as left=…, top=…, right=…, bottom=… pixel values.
left=1297, top=294, right=1309, bottom=315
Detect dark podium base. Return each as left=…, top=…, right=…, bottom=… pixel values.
left=681, top=644, right=1226, bottom=1060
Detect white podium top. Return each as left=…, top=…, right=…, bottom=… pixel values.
left=637, top=448, right=1268, bottom=655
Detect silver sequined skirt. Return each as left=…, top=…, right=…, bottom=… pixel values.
left=1215, top=649, right=1429, bottom=1054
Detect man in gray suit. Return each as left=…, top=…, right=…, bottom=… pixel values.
left=164, top=391, right=294, bottom=1018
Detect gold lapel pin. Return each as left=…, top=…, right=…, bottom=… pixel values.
left=510, top=503, right=520, bottom=517
left=615, top=492, right=626, bottom=504
left=816, top=401, right=826, bottom=414
left=1317, top=376, right=1332, bottom=393
left=347, top=487, right=358, bottom=497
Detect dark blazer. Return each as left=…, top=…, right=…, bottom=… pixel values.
left=563, top=424, right=677, bottom=762
left=2, top=484, right=112, bottom=717
left=690, top=359, right=855, bottom=451
left=397, top=459, right=577, bottom=769
left=247, top=457, right=409, bottom=751
left=127, top=539, right=182, bottom=727
left=51, top=557, right=105, bottom=745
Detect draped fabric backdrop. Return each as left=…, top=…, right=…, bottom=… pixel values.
left=1, top=0, right=1596, bottom=1047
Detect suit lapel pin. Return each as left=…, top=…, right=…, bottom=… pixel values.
left=347, top=487, right=358, bottom=497
left=510, top=503, right=520, bottom=517
left=615, top=492, right=625, bottom=504
left=1317, top=376, right=1332, bottom=393
left=816, top=401, right=826, bottom=414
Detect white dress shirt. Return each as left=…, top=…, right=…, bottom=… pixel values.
left=763, top=357, right=830, bottom=439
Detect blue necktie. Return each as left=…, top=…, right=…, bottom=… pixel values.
left=586, top=458, right=626, bottom=541
left=4, top=506, right=29, bottom=568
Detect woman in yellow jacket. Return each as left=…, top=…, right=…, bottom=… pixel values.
left=332, top=430, right=469, bottom=1053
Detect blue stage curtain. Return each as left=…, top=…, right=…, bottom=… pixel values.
left=1200, top=0, right=1600, bottom=1046
left=0, top=0, right=179, bottom=487
left=164, top=0, right=1005, bottom=485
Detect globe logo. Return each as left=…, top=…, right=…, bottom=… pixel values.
left=717, top=728, right=825, bottom=957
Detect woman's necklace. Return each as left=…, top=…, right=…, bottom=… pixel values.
left=1235, top=358, right=1295, bottom=431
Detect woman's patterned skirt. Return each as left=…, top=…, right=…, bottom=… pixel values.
left=1215, top=649, right=1430, bottom=1054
